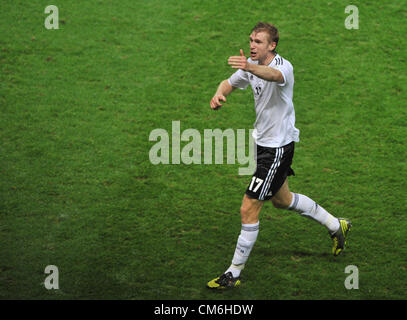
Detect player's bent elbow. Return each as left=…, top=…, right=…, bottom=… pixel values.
left=272, top=69, right=284, bottom=83
left=222, top=79, right=234, bottom=93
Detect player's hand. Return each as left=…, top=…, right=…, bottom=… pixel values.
left=210, top=94, right=226, bottom=110
left=228, top=49, right=248, bottom=70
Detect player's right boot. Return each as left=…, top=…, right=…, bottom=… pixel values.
left=330, top=218, right=352, bottom=256
left=206, top=272, right=241, bottom=289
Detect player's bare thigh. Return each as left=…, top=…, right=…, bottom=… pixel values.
left=270, top=179, right=293, bottom=209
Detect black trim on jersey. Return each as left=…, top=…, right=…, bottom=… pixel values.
left=272, top=54, right=283, bottom=66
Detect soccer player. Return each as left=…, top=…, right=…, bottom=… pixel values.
left=207, top=22, right=351, bottom=289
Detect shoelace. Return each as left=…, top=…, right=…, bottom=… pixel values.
left=217, top=273, right=233, bottom=285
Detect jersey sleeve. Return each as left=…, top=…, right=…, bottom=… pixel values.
left=273, top=62, right=292, bottom=87
left=228, top=69, right=250, bottom=90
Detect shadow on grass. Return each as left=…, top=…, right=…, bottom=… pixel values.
left=255, top=247, right=330, bottom=259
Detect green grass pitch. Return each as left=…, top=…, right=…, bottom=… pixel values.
left=1, top=0, right=406, bottom=299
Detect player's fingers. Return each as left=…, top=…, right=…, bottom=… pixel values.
left=211, top=103, right=220, bottom=110
left=228, top=56, right=241, bottom=62
left=228, top=57, right=246, bottom=64
left=229, top=62, right=244, bottom=69
left=210, top=98, right=217, bottom=109
left=214, top=97, right=222, bottom=106
left=240, top=49, right=244, bottom=57
left=228, top=60, right=240, bottom=67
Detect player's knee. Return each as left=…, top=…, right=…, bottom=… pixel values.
left=240, top=203, right=250, bottom=219
left=240, top=198, right=261, bottom=224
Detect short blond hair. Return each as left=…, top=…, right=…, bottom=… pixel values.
left=251, top=22, right=279, bottom=52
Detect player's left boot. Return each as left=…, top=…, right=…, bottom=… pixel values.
left=206, top=272, right=241, bottom=289
left=330, top=218, right=352, bottom=256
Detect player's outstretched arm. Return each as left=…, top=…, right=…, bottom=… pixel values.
left=246, top=63, right=284, bottom=83
left=228, top=49, right=284, bottom=83
left=210, top=80, right=235, bottom=110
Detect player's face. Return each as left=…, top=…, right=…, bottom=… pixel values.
left=249, top=31, right=276, bottom=64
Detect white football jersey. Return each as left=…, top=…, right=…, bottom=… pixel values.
left=228, top=54, right=300, bottom=148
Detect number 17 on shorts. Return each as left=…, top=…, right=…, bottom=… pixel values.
left=248, top=177, right=264, bottom=193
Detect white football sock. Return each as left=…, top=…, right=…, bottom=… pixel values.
left=226, top=221, right=259, bottom=278
left=288, top=193, right=340, bottom=234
